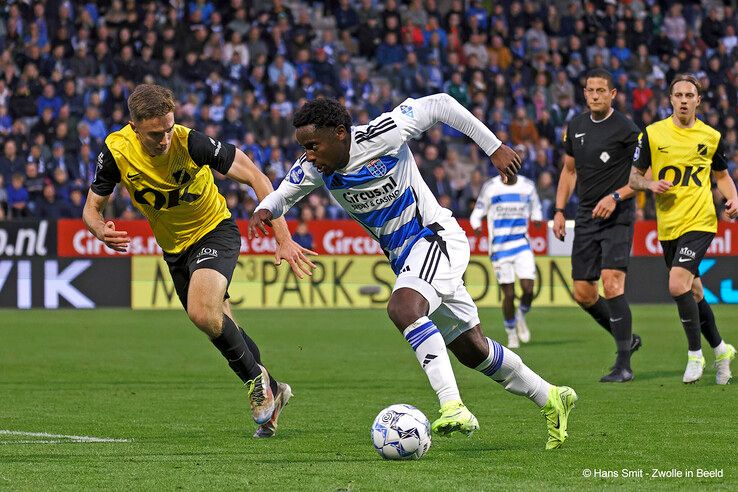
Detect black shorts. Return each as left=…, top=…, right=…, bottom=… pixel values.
left=660, top=231, right=714, bottom=277
left=162, top=218, right=241, bottom=310
left=571, top=203, right=634, bottom=281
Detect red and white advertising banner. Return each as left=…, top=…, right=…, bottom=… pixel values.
left=632, top=220, right=738, bottom=256
left=57, top=219, right=550, bottom=257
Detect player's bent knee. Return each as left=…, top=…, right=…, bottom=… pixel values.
left=187, top=306, right=222, bottom=337
left=573, top=290, right=597, bottom=307
left=387, top=289, right=428, bottom=330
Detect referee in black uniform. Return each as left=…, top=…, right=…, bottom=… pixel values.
left=554, top=69, right=642, bottom=382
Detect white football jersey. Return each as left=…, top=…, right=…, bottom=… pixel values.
left=469, top=176, right=542, bottom=261
left=256, top=94, right=502, bottom=274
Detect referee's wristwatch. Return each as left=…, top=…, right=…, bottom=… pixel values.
left=611, top=191, right=621, bottom=202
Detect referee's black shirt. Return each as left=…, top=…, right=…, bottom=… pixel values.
left=563, top=110, right=640, bottom=210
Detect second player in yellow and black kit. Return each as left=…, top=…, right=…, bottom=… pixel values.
left=631, top=74, right=738, bottom=384
left=85, top=84, right=316, bottom=436
left=634, top=117, right=728, bottom=254
left=633, top=116, right=727, bottom=274
left=91, top=124, right=240, bottom=309
left=93, top=124, right=233, bottom=254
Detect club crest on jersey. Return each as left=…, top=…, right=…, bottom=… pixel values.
left=287, top=165, right=305, bottom=184
left=400, top=105, right=414, bottom=118
left=366, top=159, right=387, bottom=177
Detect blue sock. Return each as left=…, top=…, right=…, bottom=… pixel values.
left=475, top=337, right=550, bottom=406
left=519, top=304, right=531, bottom=314
left=504, top=318, right=516, bottom=332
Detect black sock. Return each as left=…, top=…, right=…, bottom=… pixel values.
left=673, top=292, right=701, bottom=351
left=697, top=299, right=722, bottom=348
left=606, top=294, right=633, bottom=369
left=520, top=292, right=533, bottom=313
left=238, top=327, right=262, bottom=364
left=583, top=297, right=613, bottom=335
left=239, top=326, right=278, bottom=395
left=211, top=315, right=261, bottom=383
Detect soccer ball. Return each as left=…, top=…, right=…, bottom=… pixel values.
left=371, top=404, right=432, bottom=460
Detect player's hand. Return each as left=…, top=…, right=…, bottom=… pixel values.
left=725, top=199, right=738, bottom=219
left=649, top=179, right=673, bottom=194
left=553, top=212, right=566, bottom=241
left=490, top=144, right=521, bottom=183
left=592, top=195, right=616, bottom=220
left=100, top=221, right=130, bottom=252
left=275, top=239, right=318, bottom=279
left=248, top=209, right=273, bottom=238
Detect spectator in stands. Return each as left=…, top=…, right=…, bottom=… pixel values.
left=36, top=181, right=72, bottom=219
left=0, top=175, right=7, bottom=219
left=1, top=140, right=25, bottom=180
left=6, top=173, right=30, bottom=218
left=510, top=107, right=539, bottom=146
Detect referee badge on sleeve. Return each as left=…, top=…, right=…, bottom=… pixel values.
left=633, top=145, right=640, bottom=161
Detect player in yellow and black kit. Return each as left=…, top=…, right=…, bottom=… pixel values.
left=83, top=84, right=316, bottom=436
left=631, top=74, right=738, bottom=385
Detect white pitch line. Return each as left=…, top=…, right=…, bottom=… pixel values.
left=0, top=430, right=130, bottom=443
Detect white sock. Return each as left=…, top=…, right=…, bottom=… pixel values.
left=403, top=317, right=460, bottom=405
left=475, top=337, right=551, bottom=407
left=713, top=341, right=727, bottom=357
left=688, top=349, right=704, bottom=359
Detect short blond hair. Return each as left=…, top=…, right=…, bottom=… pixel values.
left=127, top=84, right=175, bottom=122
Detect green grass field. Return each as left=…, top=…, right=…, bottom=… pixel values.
left=1, top=306, right=737, bottom=490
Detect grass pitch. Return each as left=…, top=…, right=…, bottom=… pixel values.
left=1, top=306, right=736, bottom=490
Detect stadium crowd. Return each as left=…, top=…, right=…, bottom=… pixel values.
left=1, top=0, right=738, bottom=223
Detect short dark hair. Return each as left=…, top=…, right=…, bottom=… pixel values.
left=127, top=84, right=175, bottom=122
left=669, top=73, right=702, bottom=95
left=292, top=97, right=353, bottom=131
left=585, top=68, right=614, bottom=90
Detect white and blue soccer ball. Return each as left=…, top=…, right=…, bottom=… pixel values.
left=371, top=404, right=432, bottom=460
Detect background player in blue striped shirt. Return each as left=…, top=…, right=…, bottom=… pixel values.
left=470, top=174, right=542, bottom=348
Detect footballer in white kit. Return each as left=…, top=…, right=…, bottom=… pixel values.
left=470, top=175, right=542, bottom=348
left=250, top=94, right=577, bottom=449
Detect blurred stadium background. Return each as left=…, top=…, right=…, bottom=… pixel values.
left=1, top=1, right=737, bottom=489
left=1, top=0, right=737, bottom=309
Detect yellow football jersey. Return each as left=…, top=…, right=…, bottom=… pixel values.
left=91, top=124, right=237, bottom=253
left=634, top=117, right=728, bottom=241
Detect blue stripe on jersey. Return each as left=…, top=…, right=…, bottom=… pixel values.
left=379, top=218, right=422, bottom=251
left=323, top=156, right=400, bottom=190
left=492, top=243, right=531, bottom=261
left=390, top=228, right=433, bottom=274
left=404, top=321, right=439, bottom=350
left=354, top=187, right=414, bottom=228
left=493, top=218, right=527, bottom=228
left=491, top=193, right=524, bottom=204
left=492, top=233, right=527, bottom=245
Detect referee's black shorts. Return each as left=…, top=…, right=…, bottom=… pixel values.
left=162, top=218, right=241, bottom=310
left=571, top=201, right=634, bottom=281
left=660, top=230, right=714, bottom=277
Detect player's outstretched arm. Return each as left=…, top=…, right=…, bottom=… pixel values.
left=714, top=169, right=738, bottom=219
left=82, top=190, right=131, bottom=252
left=227, top=149, right=317, bottom=278
left=402, top=93, right=520, bottom=180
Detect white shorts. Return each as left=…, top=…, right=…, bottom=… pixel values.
left=492, top=248, right=536, bottom=285
left=393, top=223, right=480, bottom=345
